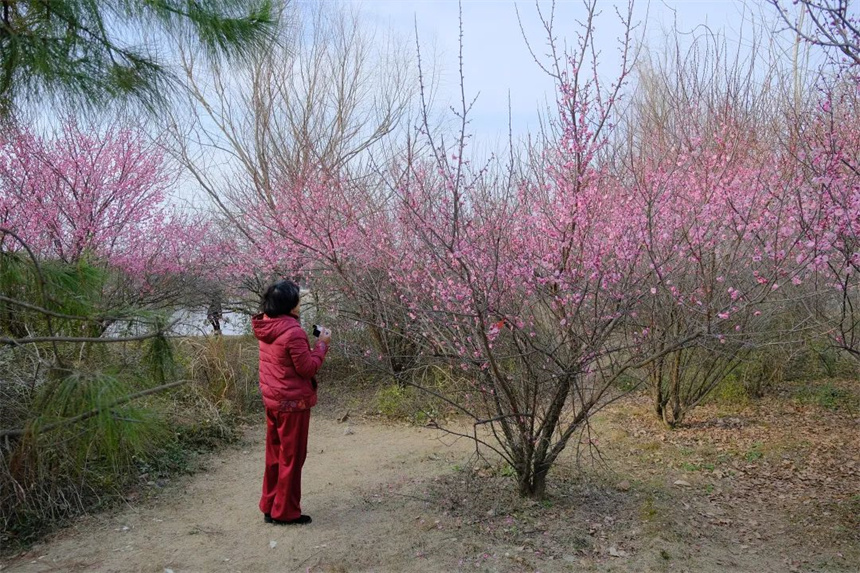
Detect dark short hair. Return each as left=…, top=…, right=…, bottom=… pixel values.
left=261, top=280, right=301, bottom=317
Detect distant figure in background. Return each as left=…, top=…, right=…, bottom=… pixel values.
left=207, top=299, right=223, bottom=335
left=252, top=279, right=331, bottom=525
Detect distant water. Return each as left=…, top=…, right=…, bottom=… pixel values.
left=169, top=302, right=320, bottom=337
left=107, top=304, right=320, bottom=338
left=169, top=309, right=251, bottom=337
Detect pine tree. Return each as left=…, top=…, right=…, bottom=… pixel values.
left=0, top=0, right=276, bottom=120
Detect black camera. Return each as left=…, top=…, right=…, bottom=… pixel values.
left=312, top=324, right=322, bottom=337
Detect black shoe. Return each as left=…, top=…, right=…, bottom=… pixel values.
left=271, top=514, right=312, bottom=525
left=264, top=513, right=273, bottom=523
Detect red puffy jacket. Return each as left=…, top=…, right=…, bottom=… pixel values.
left=252, top=313, right=328, bottom=412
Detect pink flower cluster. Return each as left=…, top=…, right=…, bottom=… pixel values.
left=0, top=121, right=210, bottom=279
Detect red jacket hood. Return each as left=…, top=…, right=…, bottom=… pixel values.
left=251, top=313, right=299, bottom=343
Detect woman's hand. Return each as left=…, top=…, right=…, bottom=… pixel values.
left=319, top=327, right=332, bottom=344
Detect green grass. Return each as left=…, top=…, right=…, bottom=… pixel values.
left=792, top=381, right=858, bottom=411
left=745, top=442, right=764, bottom=462
left=639, top=496, right=659, bottom=521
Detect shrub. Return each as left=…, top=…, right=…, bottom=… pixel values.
left=177, top=335, right=261, bottom=416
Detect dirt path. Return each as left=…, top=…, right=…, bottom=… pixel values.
left=0, top=417, right=477, bottom=573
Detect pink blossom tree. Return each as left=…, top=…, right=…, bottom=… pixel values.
left=617, top=22, right=838, bottom=425
left=0, top=120, right=213, bottom=319
left=220, top=163, right=422, bottom=375
left=367, top=0, right=699, bottom=497
left=631, top=110, right=815, bottom=425
left=765, top=0, right=860, bottom=369
left=797, top=81, right=860, bottom=361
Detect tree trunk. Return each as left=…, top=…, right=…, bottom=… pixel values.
left=652, top=358, right=665, bottom=420
left=659, top=349, right=683, bottom=428
left=517, top=463, right=549, bottom=499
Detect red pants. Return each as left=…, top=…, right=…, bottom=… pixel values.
left=259, top=408, right=310, bottom=521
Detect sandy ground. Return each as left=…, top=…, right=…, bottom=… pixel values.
left=0, top=417, right=479, bottom=573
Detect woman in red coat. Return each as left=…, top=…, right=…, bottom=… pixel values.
left=252, top=280, right=330, bottom=525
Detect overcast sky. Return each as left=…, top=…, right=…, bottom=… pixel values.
left=349, top=0, right=777, bottom=144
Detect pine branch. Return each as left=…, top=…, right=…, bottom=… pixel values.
left=0, top=379, right=190, bottom=439
left=0, top=0, right=276, bottom=119
left=0, top=331, right=177, bottom=345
